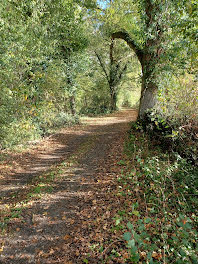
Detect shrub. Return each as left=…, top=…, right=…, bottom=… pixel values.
left=0, top=118, right=40, bottom=149
left=54, top=112, right=80, bottom=127
left=0, top=106, right=79, bottom=149
left=138, top=109, right=198, bottom=165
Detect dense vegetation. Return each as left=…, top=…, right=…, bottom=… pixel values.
left=0, top=0, right=197, bottom=149
left=0, top=0, right=197, bottom=262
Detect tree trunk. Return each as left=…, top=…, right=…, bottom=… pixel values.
left=139, top=79, right=158, bottom=118
left=110, top=88, right=117, bottom=112
left=69, top=95, right=76, bottom=116
left=138, top=55, right=158, bottom=118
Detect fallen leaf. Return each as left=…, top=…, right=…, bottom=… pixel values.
left=123, top=252, right=130, bottom=259
left=70, top=219, right=75, bottom=225
left=63, top=235, right=71, bottom=241
left=0, top=246, right=4, bottom=252
left=152, top=252, right=162, bottom=260
left=49, top=248, right=55, bottom=255
left=75, top=250, right=80, bottom=256
left=92, top=200, right=97, bottom=204
left=140, top=251, right=147, bottom=259
left=37, top=250, right=44, bottom=257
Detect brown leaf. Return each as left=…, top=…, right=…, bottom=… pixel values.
left=49, top=248, right=55, bottom=255
left=75, top=250, right=80, bottom=256
left=152, top=252, right=162, bottom=260
left=37, top=250, right=44, bottom=257
left=63, top=235, right=71, bottom=241
left=70, top=219, right=75, bottom=225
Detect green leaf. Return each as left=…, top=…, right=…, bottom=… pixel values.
left=180, top=249, right=187, bottom=257
left=123, top=232, right=131, bottom=241
left=130, top=245, right=138, bottom=255
left=147, top=251, right=153, bottom=261
left=133, top=210, right=140, bottom=217
left=128, top=239, right=135, bottom=248
left=127, top=222, right=134, bottom=230
left=115, top=218, right=122, bottom=226
left=144, top=217, right=152, bottom=224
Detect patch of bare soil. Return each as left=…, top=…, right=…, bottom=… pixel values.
left=0, top=109, right=137, bottom=264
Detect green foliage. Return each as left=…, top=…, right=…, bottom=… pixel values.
left=0, top=0, right=88, bottom=149
left=0, top=119, right=41, bottom=149
left=114, top=128, right=198, bottom=263
left=136, top=72, right=198, bottom=164
left=139, top=105, right=198, bottom=165
left=0, top=0, right=196, bottom=149
left=77, top=74, right=111, bottom=115
left=158, top=74, right=198, bottom=121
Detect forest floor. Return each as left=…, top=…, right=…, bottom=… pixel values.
left=0, top=109, right=137, bottom=264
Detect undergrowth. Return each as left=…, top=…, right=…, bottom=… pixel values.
left=103, top=124, right=198, bottom=264
left=0, top=112, right=79, bottom=150
left=139, top=109, right=198, bottom=165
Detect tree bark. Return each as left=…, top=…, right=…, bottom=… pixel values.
left=139, top=81, right=158, bottom=117
left=110, top=88, right=117, bottom=111
left=67, top=75, right=76, bottom=116
left=69, top=95, right=76, bottom=116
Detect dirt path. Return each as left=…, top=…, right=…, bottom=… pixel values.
left=0, top=109, right=137, bottom=264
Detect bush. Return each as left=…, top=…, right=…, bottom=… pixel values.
left=138, top=109, right=198, bottom=165
left=54, top=112, right=80, bottom=127
left=0, top=119, right=41, bottom=149
left=0, top=107, right=79, bottom=149
left=32, top=102, right=80, bottom=136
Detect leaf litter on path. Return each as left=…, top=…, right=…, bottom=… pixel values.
left=0, top=109, right=138, bottom=263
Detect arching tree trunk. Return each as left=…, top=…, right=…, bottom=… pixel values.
left=112, top=0, right=164, bottom=119
left=112, top=31, right=160, bottom=118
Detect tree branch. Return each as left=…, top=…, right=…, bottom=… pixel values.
left=95, top=51, right=109, bottom=83
left=112, top=31, right=143, bottom=64
left=110, top=39, right=114, bottom=65
left=116, top=63, right=128, bottom=86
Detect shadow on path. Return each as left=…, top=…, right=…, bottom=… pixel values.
left=0, top=109, right=137, bottom=264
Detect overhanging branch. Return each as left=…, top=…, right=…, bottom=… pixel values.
left=112, top=31, right=143, bottom=65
